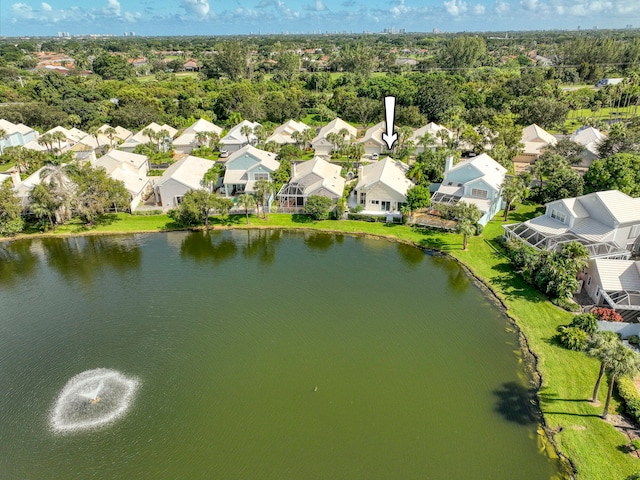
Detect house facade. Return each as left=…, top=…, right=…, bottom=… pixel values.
left=583, top=259, right=640, bottom=322
left=513, top=124, right=557, bottom=165
left=431, top=153, right=507, bottom=226
left=93, top=150, right=151, bottom=211
left=0, top=119, right=37, bottom=153
left=277, top=157, right=345, bottom=208
left=173, top=118, right=223, bottom=155
left=222, top=145, right=280, bottom=197
left=357, top=122, right=387, bottom=156
left=219, top=120, right=261, bottom=153
left=411, top=122, right=453, bottom=153
left=311, top=118, right=357, bottom=157
left=120, top=123, right=177, bottom=152
left=570, top=126, right=605, bottom=171
left=266, top=119, right=311, bottom=146
left=154, top=155, right=215, bottom=210
left=504, top=190, right=640, bottom=259
left=350, top=157, right=413, bottom=214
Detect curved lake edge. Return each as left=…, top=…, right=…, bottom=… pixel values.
left=0, top=223, right=575, bottom=478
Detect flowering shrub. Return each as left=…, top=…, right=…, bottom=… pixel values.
left=592, top=307, right=624, bottom=322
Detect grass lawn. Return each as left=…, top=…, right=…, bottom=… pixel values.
left=4, top=205, right=640, bottom=479
left=0, top=159, right=17, bottom=172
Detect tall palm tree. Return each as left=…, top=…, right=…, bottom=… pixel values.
left=195, top=131, right=208, bottom=148
left=240, top=124, right=253, bottom=146
left=254, top=179, right=275, bottom=219
left=587, top=331, right=621, bottom=403
left=51, top=131, right=67, bottom=154
left=104, top=126, right=118, bottom=148
left=601, top=341, right=640, bottom=419
left=37, top=133, right=55, bottom=153
left=499, top=174, right=529, bottom=222
left=301, top=127, right=315, bottom=152
left=237, top=193, right=254, bottom=224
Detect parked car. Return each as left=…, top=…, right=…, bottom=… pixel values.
left=219, top=149, right=229, bottom=158
left=371, top=153, right=379, bottom=160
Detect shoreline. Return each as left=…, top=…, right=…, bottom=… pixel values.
left=0, top=220, right=584, bottom=478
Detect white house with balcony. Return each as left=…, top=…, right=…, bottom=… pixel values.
left=431, top=153, right=507, bottom=226
left=277, top=157, right=345, bottom=208
left=504, top=190, right=640, bottom=259
left=222, top=145, right=279, bottom=197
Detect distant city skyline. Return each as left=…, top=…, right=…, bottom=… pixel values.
left=1, top=0, right=639, bottom=37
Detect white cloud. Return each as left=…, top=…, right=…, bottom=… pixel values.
left=304, top=0, right=327, bottom=11
left=10, top=0, right=142, bottom=25
left=495, top=0, right=510, bottom=13
left=41, top=2, right=52, bottom=11
left=180, top=0, right=210, bottom=17
left=444, top=0, right=467, bottom=16
left=473, top=4, right=485, bottom=13
left=520, top=0, right=539, bottom=10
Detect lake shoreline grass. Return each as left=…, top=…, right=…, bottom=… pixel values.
left=2, top=209, right=639, bottom=479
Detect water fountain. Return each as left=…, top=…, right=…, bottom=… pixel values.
left=49, top=368, right=140, bottom=434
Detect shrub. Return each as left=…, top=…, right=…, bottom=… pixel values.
left=592, top=307, right=624, bottom=322
left=556, top=325, right=589, bottom=351
left=630, top=335, right=640, bottom=346
left=551, top=297, right=581, bottom=312
left=351, top=204, right=364, bottom=213
left=304, top=195, right=333, bottom=220
left=618, top=376, right=640, bottom=425
left=570, top=313, right=598, bottom=334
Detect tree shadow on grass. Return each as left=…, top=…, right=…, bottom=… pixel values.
left=507, top=205, right=545, bottom=223
left=493, top=381, right=540, bottom=425
left=489, top=262, right=546, bottom=303
left=211, top=215, right=242, bottom=226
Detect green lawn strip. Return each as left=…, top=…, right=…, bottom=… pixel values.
left=4, top=206, right=640, bottom=478
left=0, top=159, right=17, bottom=172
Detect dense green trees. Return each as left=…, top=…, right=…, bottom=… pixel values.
left=583, top=153, right=640, bottom=197
left=0, top=178, right=23, bottom=236
left=304, top=195, right=333, bottom=220
left=92, top=54, right=135, bottom=80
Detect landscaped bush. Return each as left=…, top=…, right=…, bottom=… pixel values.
left=551, top=296, right=581, bottom=312
left=132, top=209, right=163, bottom=216
left=593, top=307, right=624, bottom=322
left=571, top=313, right=599, bottom=334
left=617, top=376, right=640, bottom=425
left=629, top=335, right=640, bottom=346
left=347, top=213, right=401, bottom=223
left=556, top=325, right=590, bottom=351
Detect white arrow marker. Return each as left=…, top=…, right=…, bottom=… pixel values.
left=382, top=96, right=398, bottom=150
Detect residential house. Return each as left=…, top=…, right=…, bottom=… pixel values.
left=219, top=120, right=261, bottom=153
left=183, top=59, right=199, bottom=71
left=173, top=119, right=223, bottom=155
left=154, top=155, right=215, bottom=210
left=513, top=124, right=557, bottom=165
left=266, top=119, right=311, bottom=146
left=277, top=157, right=345, bottom=208
left=350, top=157, right=414, bottom=214
left=14, top=167, right=47, bottom=209
left=570, top=126, right=606, bottom=171
left=411, top=122, right=453, bottom=153
left=311, top=118, right=357, bottom=157
left=22, top=126, right=87, bottom=153
left=120, top=122, right=177, bottom=152
left=503, top=190, right=640, bottom=259
left=222, top=145, right=279, bottom=197
left=0, top=119, right=38, bottom=153
left=357, top=122, right=387, bottom=157
left=97, top=124, right=133, bottom=146
left=583, top=259, right=640, bottom=322
left=431, top=153, right=507, bottom=226
left=93, top=150, right=152, bottom=212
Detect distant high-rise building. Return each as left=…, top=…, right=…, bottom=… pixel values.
left=130, top=32, right=135, bottom=36
left=123, top=32, right=128, bottom=36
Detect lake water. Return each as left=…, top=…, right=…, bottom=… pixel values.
left=0, top=230, right=563, bottom=479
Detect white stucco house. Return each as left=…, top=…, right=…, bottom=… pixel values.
left=357, top=122, right=387, bottom=156
left=431, top=153, right=507, bottom=226
left=504, top=190, right=640, bottom=259
left=222, top=145, right=279, bottom=197
left=97, top=124, right=133, bottom=146
left=311, top=118, right=357, bottom=157
left=513, top=124, right=557, bottom=165
left=93, top=150, right=152, bottom=211
left=411, top=122, right=453, bottom=153
left=173, top=118, right=223, bottom=154
left=350, top=157, right=413, bottom=215
left=120, top=122, right=177, bottom=153
left=570, top=126, right=606, bottom=170
left=219, top=120, right=261, bottom=153
left=277, top=157, right=345, bottom=208
left=154, top=155, right=215, bottom=211
left=266, top=119, right=311, bottom=146
left=23, top=126, right=87, bottom=153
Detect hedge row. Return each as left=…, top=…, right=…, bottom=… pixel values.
left=618, top=376, right=640, bottom=424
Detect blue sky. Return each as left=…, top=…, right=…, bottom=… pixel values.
left=1, top=0, right=639, bottom=37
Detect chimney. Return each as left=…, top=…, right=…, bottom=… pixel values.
left=10, top=171, right=21, bottom=188
left=444, top=155, right=454, bottom=173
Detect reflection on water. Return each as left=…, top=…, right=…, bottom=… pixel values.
left=180, top=230, right=238, bottom=263
left=41, top=236, right=142, bottom=284
left=396, top=242, right=425, bottom=268
left=0, top=240, right=39, bottom=286
left=241, top=229, right=281, bottom=265
left=431, top=254, right=471, bottom=293
left=304, top=231, right=342, bottom=251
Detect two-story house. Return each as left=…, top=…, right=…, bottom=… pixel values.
left=431, top=153, right=507, bottom=226
left=311, top=118, right=357, bottom=157
left=154, top=155, right=216, bottom=210
left=504, top=190, right=640, bottom=259
left=277, top=157, right=345, bottom=208
left=222, top=145, right=280, bottom=197
left=219, top=120, right=261, bottom=153
left=350, top=157, right=414, bottom=215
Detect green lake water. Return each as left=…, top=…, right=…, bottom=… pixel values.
left=0, top=230, right=563, bottom=479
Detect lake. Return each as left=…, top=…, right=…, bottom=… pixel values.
left=0, top=230, right=563, bottom=479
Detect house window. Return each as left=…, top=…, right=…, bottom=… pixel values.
left=175, top=195, right=184, bottom=205
left=360, top=192, right=366, bottom=205
left=372, top=200, right=380, bottom=205
left=471, top=188, right=488, bottom=199
left=629, top=225, right=640, bottom=239
left=254, top=173, right=269, bottom=181
left=550, top=209, right=567, bottom=224
left=587, top=276, right=592, bottom=286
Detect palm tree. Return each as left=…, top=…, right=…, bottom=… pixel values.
left=104, top=127, right=118, bottom=148
left=301, top=127, right=315, bottom=152
left=37, top=133, right=55, bottom=153
left=253, top=125, right=268, bottom=148
left=601, top=341, right=640, bottom=419
left=51, top=131, right=67, bottom=154
left=587, top=331, right=621, bottom=403
left=195, top=131, right=208, bottom=148
left=499, top=173, right=529, bottom=222
left=88, top=126, right=101, bottom=150
left=240, top=124, right=253, bottom=146
left=237, top=193, right=254, bottom=224
left=142, top=128, right=158, bottom=150
left=254, top=179, right=275, bottom=219
left=206, top=131, right=220, bottom=150
left=453, top=202, right=482, bottom=250
left=291, top=130, right=303, bottom=149
left=157, top=129, right=170, bottom=152
left=418, top=133, right=436, bottom=152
